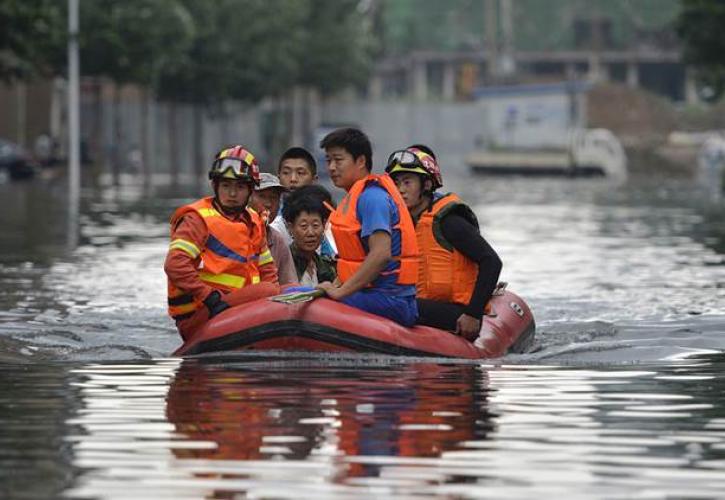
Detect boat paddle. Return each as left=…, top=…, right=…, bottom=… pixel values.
left=270, top=288, right=326, bottom=304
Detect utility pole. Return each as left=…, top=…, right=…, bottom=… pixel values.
left=16, top=83, right=26, bottom=147
left=485, top=0, right=516, bottom=78
left=484, top=0, right=498, bottom=78
left=68, top=0, right=81, bottom=248
left=499, top=0, right=515, bottom=76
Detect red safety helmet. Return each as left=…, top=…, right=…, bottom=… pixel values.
left=385, top=147, right=442, bottom=190
left=209, top=145, right=261, bottom=186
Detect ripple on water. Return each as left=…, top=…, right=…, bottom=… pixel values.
left=1, top=359, right=701, bottom=498
left=2, top=174, right=725, bottom=497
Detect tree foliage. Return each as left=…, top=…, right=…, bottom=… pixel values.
left=378, top=0, right=681, bottom=54
left=156, top=0, right=374, bottom=104
left=298, top=0, right=376, bottom=94
left=677, top=0, right=725, bottom=100
left=0, top=0, right=64, bottom=82
left=1, top=0, right=375, bottom=101
left=380, top=0, right=485, bottom=54
left=156, top=0, right=307, bottom=104
left=78, top=0, right=195, bottom=85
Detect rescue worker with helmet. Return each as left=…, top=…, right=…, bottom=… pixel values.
left=164, top=145, right=280, bottom=340
left=316, top=128, right=419, bottom=327
left=385, top=145, right=502, bottom=340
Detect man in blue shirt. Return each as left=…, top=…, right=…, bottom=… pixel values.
left=316, top=128, right=419, bottom=327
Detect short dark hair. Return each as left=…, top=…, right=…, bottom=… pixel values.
left=408, top=143, right=437, bottom=160
left=282, top=184, right=335, bottom=224
left=319, top=127, right=372, bottom=171
left=278, top=147, right=317, bottom=176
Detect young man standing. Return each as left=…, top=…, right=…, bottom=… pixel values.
left=269, top=147, right=317, bottom=244
left=270, top=146, right=336, bottom=258
left=164, top=146, right=280, bottom=340
left=316, top=128, right=418, bottom=327
left=276, top=146, right=318, bottom=191
left=248, top=173, right=297, bottom=285
left=385, top=145, right=502, bottom=340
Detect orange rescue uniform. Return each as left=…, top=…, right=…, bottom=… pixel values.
left=165, top=197, right=279, bottom=339
left=415, top=192, right=479, bottom=305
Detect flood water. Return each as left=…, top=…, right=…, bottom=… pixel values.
left=1, top=171, right=724, bottom=499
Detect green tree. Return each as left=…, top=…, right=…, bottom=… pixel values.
left=156, top=0, right=374, bottom=103
left=153, top=0, right=375, bottom=176
left=677, top=0, right=725, bottom=100
left=0, top=0, right=64, bottom=82
left=156, top=0, right=308, bottom=105
left=379, top=0, right=486, bottom=54
left=299, top=0, right=375, bottom=94
left=78, top=0, right=194, bottom=86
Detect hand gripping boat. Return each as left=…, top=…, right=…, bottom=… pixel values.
left=174, top=283, right=535, bottom=359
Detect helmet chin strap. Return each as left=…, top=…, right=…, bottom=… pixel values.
left=211, top=180, right=248, bottom=215
left=218, top=202, right=246, bottom=215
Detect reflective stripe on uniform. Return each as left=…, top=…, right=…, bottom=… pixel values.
left=258, top=249, right=274, bottom=266
left=169, top=302, right=197, bottom=316
left=198, top=208, right=220, bottom=218
left=206, top=234, right=259, bottom=263
left=199, top=271, right=246, bottom=289
left=169, top=238, right=201, bottom=258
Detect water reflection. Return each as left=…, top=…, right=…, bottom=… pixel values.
left=0, top=175, right=190, bottom=264
left=0, top=363, right=76, bottom=499
left=57, top=356, right=725, bottom=498
left=166, top=359, right=491, bottom=475
left=0, top=176, right=75, bottom=263
left=64, top=358, right=493, bottom=498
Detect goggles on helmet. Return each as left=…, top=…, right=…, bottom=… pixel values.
left=385, top=147, right=443, bottom=189
left=210, top=157, right=251, bottom=177
left=387, top=150, right=420, bottom=168
left=209, top=145, right=261, bottom=186
left=385, top=149, right=429, bottom=177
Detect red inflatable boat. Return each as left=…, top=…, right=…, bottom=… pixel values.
left=174, top=285, right=535, bottom=359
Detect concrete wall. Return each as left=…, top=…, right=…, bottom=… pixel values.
left=0, top=80, right=56, bottom=150
left=78, top=84, right=264, bottom=178
left=4, top=77, right=592, bottom=182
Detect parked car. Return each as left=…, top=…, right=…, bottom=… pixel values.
left=0, top=138, right=38, bottom=180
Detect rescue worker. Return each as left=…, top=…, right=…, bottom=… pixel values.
left=385, top=145, right=502, bottom=340
left=164, top=145, right=280, bottom=340
left=316, top=128, right=418, bottom=327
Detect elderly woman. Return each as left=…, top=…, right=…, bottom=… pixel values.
left=282, top=185, right=337, bottom=287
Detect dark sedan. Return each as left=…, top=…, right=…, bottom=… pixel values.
left=0, top=138, right=38, bottom=180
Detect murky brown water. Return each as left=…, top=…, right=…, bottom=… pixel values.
left=1, top=172, right=724, bottom=498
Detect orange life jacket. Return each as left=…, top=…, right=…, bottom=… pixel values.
left=167, top=197, right=269, bottom=319
left=415, top=193, right=479, bottom=305
left=330, top=174, right=418, bottom=286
